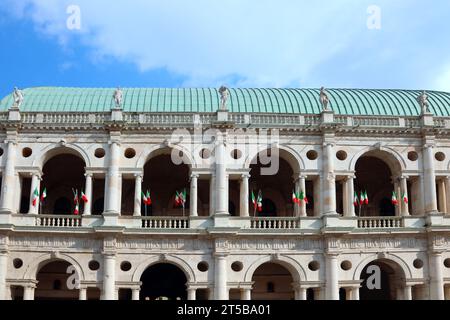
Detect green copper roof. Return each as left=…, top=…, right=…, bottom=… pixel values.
left=1, top=87, right=449, bottom=116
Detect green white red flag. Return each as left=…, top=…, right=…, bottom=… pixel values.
left=40, top=188, right=47, bottom=202
left=81, top=190, right=88, bottom=203
left=299, top=190, right=308, bottom=205
left=292, top=190, right=299, bottom=204
left=256, top=190, right=263, bottom=212
left=402, top=192, right=408, bottom=204
left=353, top=192, right=359, bottom=206
left=391, top=191, right=398, bottom=205
left=363, top=190, right=369, bottom=205
left=72, top=189, right=79, bottom=215
left=175, top=189, right=187, bottom=208
left=32, top=187, right=39, bottom=207
left=142, top=190, right=152, bottom=205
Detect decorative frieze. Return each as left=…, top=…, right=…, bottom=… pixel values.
left=9, top=236, right=101, bottom=249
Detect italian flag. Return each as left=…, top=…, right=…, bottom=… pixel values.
left=402, top=192, right=408, bottom=204
left=74, top=202, right=79, bottom=215
left=391, top=191, right=398, bottom=205
left=32, top=187, right=39, bottom=207
left=175, top=189, right=187, bottom=208
left=256, top=190, right=263, bottom=212
left=353, top=192, right=359, bottom=206
left=142, top=190, right=152, bottom=205
left=81, top=190, right=88, bottom=203
left=252, top=190, right=257, bottom=210
left=363, top=190, right=369, bottom=205
left=360, top=191, right=365, bottom=205
left=40, top=188, right=47, bottom=202
left=73, top=189, right=79, bottom=204
left=292, top=190, right=299, bottom=204
left=299, top=190, right=308, bottom=205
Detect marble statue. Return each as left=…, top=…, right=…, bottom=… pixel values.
left=113, top=87, right=123, bottom=109
left=218, top=86, right=229, bottom=110
left=417, top=91, right=429, bottom=114
left=13, top=87, right=24, bottom=108
left=319, top=87, right=330, bottom=111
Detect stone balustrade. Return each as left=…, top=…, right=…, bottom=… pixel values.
left=357, top=216, right=403, bottom=228
left=141, top=216, right=189, bottom=229
left=35, top=214, right=82, bottom=227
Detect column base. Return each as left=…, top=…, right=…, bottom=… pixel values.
left=101, top=212, right=120, bottom=226
left=213, top=213, right=230, bottom=228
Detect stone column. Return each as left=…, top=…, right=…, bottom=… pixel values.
left=351, top=287, right=360, bottom=300
left=325, top=253, right=339, bottom=300
left=0, top=250, right=8, bottom=300
left=190, top=174, right=199, bottom=217
left=187, top=288, right=196, bottom=300
left=313, top=287, right=322, bottom=300
left=423, top=144, right=438, bottom=214
left=79, top=287, right=87, bottom=300
left=23, top=284, right=35, bottom=300
left=28, top=173, right=41, bottom=214
left=214, top=253, right=228, bottom=300
left=102, top=253, right=116, bottom=300
left=104, top=141, right=121, bottom=214
left=322, top=142, right=336, bottom=215
left=400, top=176, right=410, bottom=216
left=239, top=174, right=250, bottom=217
left=132, top=288, right=140, bottom=300
left=84, top=173, right=93, bottom=215
left=241, top=288, right=251, bottom=300
left=296, top=175, right=307, bottom=217
left=215, top=141, right=228, bottom=215
left=133, top=174, right=142, bottom=216
left=313, top=177, right=321, bottom=216
left=429, top=251, right=444, bottom=300
left=209, top=174, right=216, bottom=216
left=394, top=180, right=400, bottom=216
left=403, top=285, right=412, bottom=300
left=295, top=287, right=307, bottom=300
left=0, top=141, right=17, bottom=213
left=444, top=176, right=450, bottom=215
left=344, top=175, right=355, bottom=217
left=437, top=179, right=446, bottom=213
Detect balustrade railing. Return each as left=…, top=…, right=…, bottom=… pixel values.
left=357, top=216, right=403, bottom=228
left=250, top=217, right=300, bottom=229
left=141, top=216, right=189, bottom=229
left=35, top=215, right=82, bottom=227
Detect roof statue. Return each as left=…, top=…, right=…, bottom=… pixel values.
left=218, top=86, right=229, bottom=111
left=12, top=87, right=24, bottom=109
left=113, top=87, right=123, bottom=109
left=319, top=87, right=330, bottom=111
left=417, top=91, right=429, bottom=114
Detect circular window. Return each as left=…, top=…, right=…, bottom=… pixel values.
left=0, top=148, right=3, bottom=157
left=88, top=260, right=100, bottom=271
left=340, top=260, right=352, bottom=271
left=94, top=148, right=105, bottom=158
left=22, top=147, right=32, bottom=158
left=435, top=152, right=446, bottom=161
left=306, top=150, right=318, bottom=160
left=444, top=258, right=450, bottom=268
left=197, top=261, right=209, bottom=272
left=407, top=151, right=418, bottom=161
left=231, top=149, right=242, bottom=160
left=199, top=148, right=211, bottom=159
left=336, top=150, right=347, bottom=161
left=124, top=148, right=136, bottom=159
left=231, top=261, right=243, bottom=272
left=413, top=259, right=423, bottom=269
left=308, top=261, right=320, bottom=271
left=120, top=261, right=132, bottom=272
left=13, top=258, right=23, bottom=269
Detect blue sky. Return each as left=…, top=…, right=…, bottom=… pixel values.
left=0, top=0, right=449, bottom=98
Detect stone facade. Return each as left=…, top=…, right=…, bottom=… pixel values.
left=0, top=95, right=450, bottom=300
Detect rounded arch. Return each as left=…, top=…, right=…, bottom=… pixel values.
left=24, top=253, right=85, bottom=281
left=33, top=144, right=90, bottom=168
left=349, top=147, right=406, bottom=173
left=132, top=255, right=196, bottom=283
left=244, top=255, right=307, bottom=283
left=352, top=253, right=412, bottom=281
left=137, top=145, right=196, bottom=169
left=244, top=145, right=305, bottom=174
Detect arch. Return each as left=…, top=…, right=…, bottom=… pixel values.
left=136, top=145, right=196, bottom=169
left=132, top=255, right=196, bottom=283
left=24, top=253, right=85, bottom=281
left=244, top=145, right=305, bottom=174
left=33, top=144, right=90, bottom=168
left=244, top=255, right=307, bottom=283
left=352, top=253, right=412, bottom=281
left=349, top=146, right=406, bottom=173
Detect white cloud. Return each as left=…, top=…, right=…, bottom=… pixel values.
left=2, top=0, right=450, bottom=90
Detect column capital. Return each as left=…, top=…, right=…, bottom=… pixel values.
left=241, top=173, right=251, bottom=179
left=133, top=173, right=143, bottom=179
left=213, top=252, right=229, bottom=258
left=84, top=172, right=94, bottom=178
left=345, top=174, right=356, bottom=180
left=190, top=173, right=199, bottom=179
left=323, top=142, right=335, bottom=147
left=29, top=172, right=42, bottom=179
left=400, top=175, right=409, bottom=180
left=423, top=143, right=435, bottom=149
left=3, top=139, right=18, bottom=146
left=108, top=140, right=121, bottom=146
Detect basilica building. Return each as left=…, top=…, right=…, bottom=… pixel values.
left=0, top=87, right=449, bottom=300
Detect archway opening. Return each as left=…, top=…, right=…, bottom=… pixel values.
left=354, top=152, right=401, bottom=216
left=359, top=259, right=405, bottom=300
left=139, top=263, right=187, bottom=300
left=141, top=149, right=193, bottom=216
left=35, top=260, right=79, bottom=300
left=251, top=262, right=295, bottom=300
left=41, top=153, right=86, bottom=215
left=249, top=149, right=303, bottom=217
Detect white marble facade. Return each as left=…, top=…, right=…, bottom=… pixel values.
left=0, top=105, right=450, bottom=301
